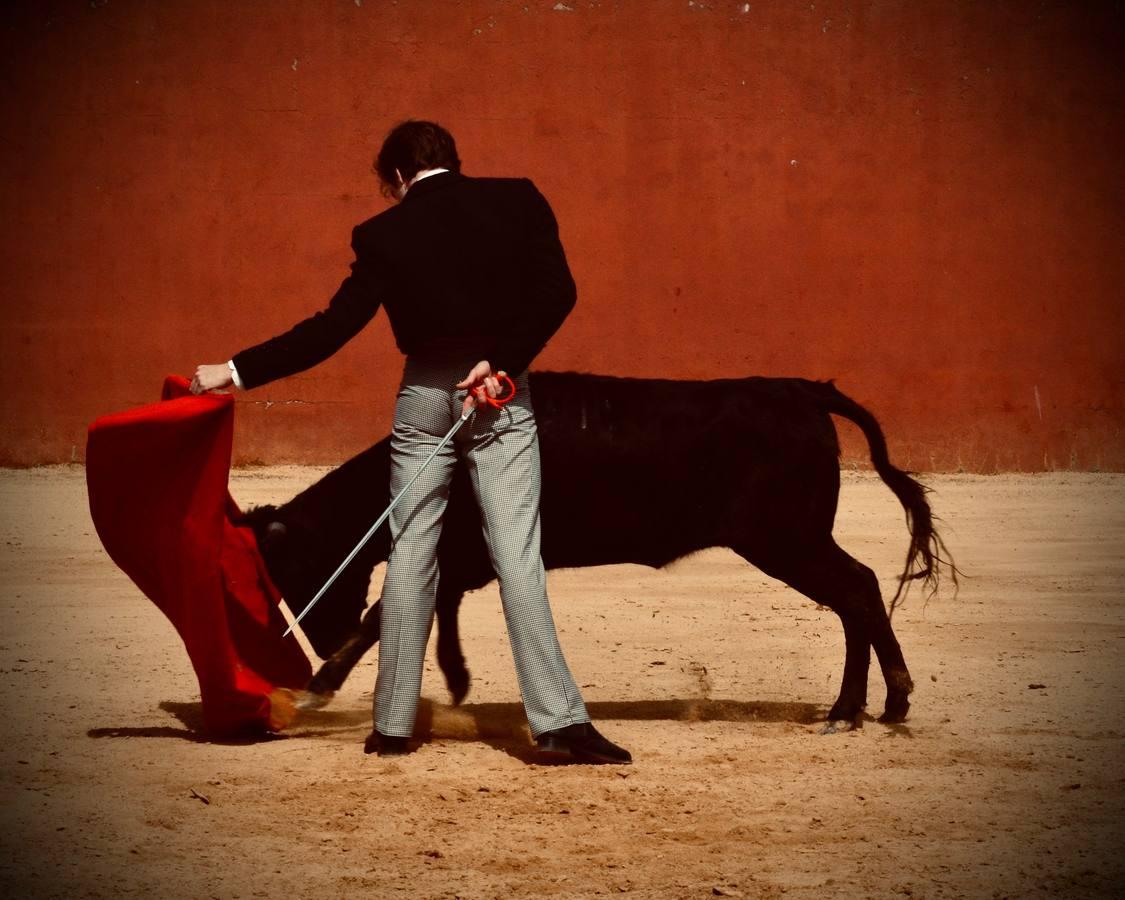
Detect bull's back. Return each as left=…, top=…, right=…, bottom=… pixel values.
left=526, top=372, right=841, bottom=569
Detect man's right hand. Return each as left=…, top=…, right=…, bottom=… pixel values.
left=190, top=364, right=234, bottom=394
left=455, top=361, right=505, bottom=415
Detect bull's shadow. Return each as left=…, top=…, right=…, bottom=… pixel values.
left=86, top=695, right=825, bottom=750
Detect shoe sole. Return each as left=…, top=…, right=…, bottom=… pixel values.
left=534, top=739, right=631, bottom=766
left=364, top=734, right=412, bottom=756
left=533, top=747, right=579, bottom=765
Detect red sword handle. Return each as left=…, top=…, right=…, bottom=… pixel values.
left=476, top=373, right=516, bottom=408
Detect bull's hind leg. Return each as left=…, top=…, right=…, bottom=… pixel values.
left=734, top=539, right=913, bottom=725
left=813, top=542, right=914, bottom=724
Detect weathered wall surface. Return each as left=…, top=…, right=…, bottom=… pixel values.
left=2, top=1, right=1122, bottom=470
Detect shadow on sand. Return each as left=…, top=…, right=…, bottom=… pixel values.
left=87, top=695, right=825, bottom=753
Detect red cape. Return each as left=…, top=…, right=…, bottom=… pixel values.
left=86, top=376, right=311, bottom=734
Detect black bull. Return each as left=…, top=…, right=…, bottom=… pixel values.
left=243, top=372, right=955, bottom=724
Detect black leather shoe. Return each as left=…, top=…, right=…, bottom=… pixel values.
left=363, top=730, right=412, bottom=757
left=535, top=723, right=632, bottom=765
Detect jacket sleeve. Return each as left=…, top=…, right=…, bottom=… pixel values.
left=231, top=226, right=383, bottom=391
left=487, top=179, right=577, bottom=378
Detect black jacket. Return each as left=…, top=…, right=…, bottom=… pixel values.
left=232, top=172, right=577, bottom=390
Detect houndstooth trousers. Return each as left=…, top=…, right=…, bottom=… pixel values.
left=374, top=358, right=590, bottom=738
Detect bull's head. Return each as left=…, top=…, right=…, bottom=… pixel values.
left=238, top=504, right=374, bottom=659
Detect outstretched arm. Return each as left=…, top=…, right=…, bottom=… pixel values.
left=192, top=225, right=383, bottom=393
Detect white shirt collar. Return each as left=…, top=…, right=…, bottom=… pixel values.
left=407, top=167, right=450, bottom=189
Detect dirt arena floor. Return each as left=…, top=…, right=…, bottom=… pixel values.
left=1, top=468, right=1122, bottom=899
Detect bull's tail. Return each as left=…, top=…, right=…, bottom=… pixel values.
left=811, top=381, right=959, bottom=617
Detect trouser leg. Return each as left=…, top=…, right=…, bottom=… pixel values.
left=458, top=375, right=589, bottom=737
left=373, top=377, right=458, bottom=738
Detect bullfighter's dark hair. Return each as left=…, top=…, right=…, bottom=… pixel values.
left=374, top=120, right=461, bottom=196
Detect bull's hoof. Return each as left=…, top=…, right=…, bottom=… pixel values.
left=880, top=670, right=914, bottom=724
left=878, top=696, right=910, bottom=724
left=879, top=672, right=913, bottom=723
left=447, top=669, right=471, bottom=706
left=826, top=699, right=865, bottom=725
left=294, top=690, right=335, bottom=711
left=819, top=719, right=857, bottom=735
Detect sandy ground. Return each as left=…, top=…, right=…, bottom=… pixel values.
left=0, top=468, right=1123, bottom=899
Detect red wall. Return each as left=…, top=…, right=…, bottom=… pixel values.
left=2, top=1, right=1122, bottom=470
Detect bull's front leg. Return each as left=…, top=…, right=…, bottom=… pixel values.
left=299, top=600, right=383, bottom=708
left=435, top=586, right=470, bottom=705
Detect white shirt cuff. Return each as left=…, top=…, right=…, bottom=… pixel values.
left=227, top=360, right=244, bottom=390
